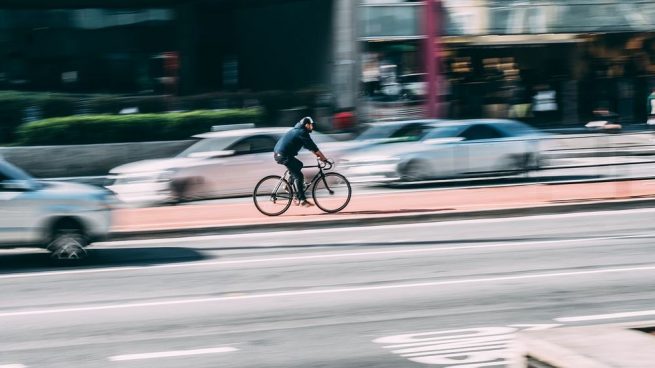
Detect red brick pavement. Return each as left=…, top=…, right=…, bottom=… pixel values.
left=111, top=180, right=655, bottom=234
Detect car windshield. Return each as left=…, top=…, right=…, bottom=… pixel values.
left=177, top=137, right=237, bottom=158
left=0, top=160, right=34, bottom=181
left=356, top=124, right=406, bottom=141
left=422, top=125, right=466, bottom=140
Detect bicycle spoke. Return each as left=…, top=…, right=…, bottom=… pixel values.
left=253, top=175, right=293, bottom=216
left=312, top=172, right=351, bottom=213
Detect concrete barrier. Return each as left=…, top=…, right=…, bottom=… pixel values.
left=0, top=140, right=194, bottom=178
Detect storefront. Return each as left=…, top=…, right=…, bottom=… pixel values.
left=440, top=0, right=655, bottom=125
left=360, top=0, right=655, bottom=125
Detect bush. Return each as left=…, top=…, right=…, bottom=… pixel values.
left=16, top=108, right=263, bottom=146
left=0, top=87, right=327, bottom=144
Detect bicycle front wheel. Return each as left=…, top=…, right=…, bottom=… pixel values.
left=253, top=175, right=293, bottom=216
left=312, top=172, right=351, bottom=213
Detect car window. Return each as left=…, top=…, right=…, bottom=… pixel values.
left=422, top=125, right=465, bottom=140
left=0, top=160, right=32, bottom=181
left=229, top=136, right=277, bottom=155
left=459, top=125, right=504, bottom=141
left=177, top=137, right=235, bottom=157
left=357, top=123, right=424, bottom=141
left=391, top=124, right=428, bottom=141
left=356, top=124, right=398, bottom=141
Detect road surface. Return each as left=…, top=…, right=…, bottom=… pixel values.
left=2, top=208, right=655, bottom=367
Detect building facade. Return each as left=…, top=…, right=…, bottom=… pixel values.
left=360, top=0, right=655, bottom=125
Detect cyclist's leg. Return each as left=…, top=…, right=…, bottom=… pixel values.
left=285, top=157, right=305, bottom=201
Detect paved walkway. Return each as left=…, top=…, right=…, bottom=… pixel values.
left=112, top=179, right=655, bottom=234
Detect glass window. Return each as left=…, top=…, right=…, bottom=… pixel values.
left=229, top=136, right=277, bottom=155
left=361, top=5, right=421, bottom=38
left=0, top=160, right=33, bottom=181
left=443, top=0, right=655, bottom=35
left=178, top=137, right=236, bottom=157
left=459, top=125, right=504, bottom=141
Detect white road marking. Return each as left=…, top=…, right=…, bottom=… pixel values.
left=2, top=265, right=654, bottom=318
left=555, top=309, right=655, bottom=322
left=0, top=364, right=27, bottom=368
left=108, top=346, right=238, bottom=361
left=2, top=232, right=653, bottom=280
left=101, top=207, right=655, bottom=247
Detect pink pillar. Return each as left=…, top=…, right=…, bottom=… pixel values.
left=423, top=0, right=441, bottom=118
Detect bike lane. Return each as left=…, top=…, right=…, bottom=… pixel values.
left=110, top=179, right=655, bottom=236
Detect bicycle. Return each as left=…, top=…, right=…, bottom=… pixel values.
left=253, top=159, right=352, bottom=216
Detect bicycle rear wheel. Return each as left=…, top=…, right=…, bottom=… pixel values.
left=253, top=175, right=293, bottom=216
left=312, top=172, right=351, bottom=213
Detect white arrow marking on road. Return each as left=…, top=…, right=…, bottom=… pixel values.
left=555, top=309, right=655, bottom=322
left=375, top=324, right=562, bottom=366
left=108, top=346, right=238, bottom=361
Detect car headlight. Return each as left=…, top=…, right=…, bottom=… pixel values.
left=113, top=170, right=175, bottom=185
left=156, top=170, right=175, bottom=182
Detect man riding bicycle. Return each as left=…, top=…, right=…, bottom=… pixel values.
left=273, top=116, right=328, bottom=207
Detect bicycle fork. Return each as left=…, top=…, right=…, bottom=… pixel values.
left=319, top=174, right=335, bottom=195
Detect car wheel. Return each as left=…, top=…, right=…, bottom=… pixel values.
left=170, top=177, right=204, bottom=204
left=401, top=161, right=429, bottom=182
left=505, top=153, right=535, bottom=173
left=47, top=221, right=89, bottom=262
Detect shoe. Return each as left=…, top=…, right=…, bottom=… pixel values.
left=299, top=200, right=314, bottom=207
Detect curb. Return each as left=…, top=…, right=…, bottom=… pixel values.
left=108, top=196, right=655, bottom=241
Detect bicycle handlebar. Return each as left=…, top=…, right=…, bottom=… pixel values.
left=318, top=158, right=334, bottom=170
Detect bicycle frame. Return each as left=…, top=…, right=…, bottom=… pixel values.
left=278, top=160, right=334, bottom=198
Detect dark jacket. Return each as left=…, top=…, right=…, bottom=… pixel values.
left=274, top=120, right=319, bottom=157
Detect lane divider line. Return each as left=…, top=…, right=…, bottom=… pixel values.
left=556, top=309, right=655, bottom=322
left=2, top=265, right=655, bottom=318
left=3, top=232, right=654, bottom=280
left=108, top=346, right=238, bottom=361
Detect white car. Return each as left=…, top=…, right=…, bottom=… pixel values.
left=341, top=119, right=544, bottom=182
left=107, top=128, right=340, bottom=205
left=0, top=158, right=113, bottom=261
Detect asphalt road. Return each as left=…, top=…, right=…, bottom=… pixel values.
left=2, top=208, right=655, bottom=367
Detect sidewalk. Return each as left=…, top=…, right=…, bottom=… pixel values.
left=111, top=179, right=655, bottom=239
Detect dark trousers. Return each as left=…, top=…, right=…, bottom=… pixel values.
left=274, top=154, right=306, bottom=201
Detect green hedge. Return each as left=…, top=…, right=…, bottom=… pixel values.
left=16, top=108, right=263, bottom=146
left=0, top=88, right=326, bottom=143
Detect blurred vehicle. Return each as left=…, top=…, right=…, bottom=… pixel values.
left=106, top=128, right=339, bottom=204
left=340, top=119, right=544, bottom=182
left=353, top=119, right=438, bottom=146
left=399, top=73, right=426, bottom=101
left=0, top=158, right=113, bottom=261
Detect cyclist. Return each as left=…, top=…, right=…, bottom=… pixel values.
left=273, top=116, right=329, bottom=207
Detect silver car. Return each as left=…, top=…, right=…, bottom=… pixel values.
left=0, top=158, right=113, bottom=261
left=341, top=119, right=544, bottom=182
left=107, top=127, right=339, bottom=205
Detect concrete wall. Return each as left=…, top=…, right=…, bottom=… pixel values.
left=0, top=140, right=194, bottom=178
